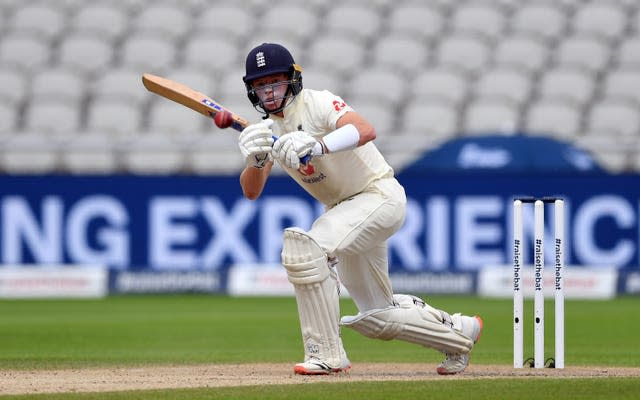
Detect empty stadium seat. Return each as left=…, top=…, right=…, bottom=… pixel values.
left=23, top=99, right=81, bottom=135
left=554, top=35, right=611, bottom=73
left=0, top=32, right=51, bottom=71
left=387, top=4, right=444, bottom=41
left=436, top=34, right=491, bottom=74
left=345, top=67, right=407, bottom=106
left=307, top=35, right=366, bottom=76
left=616, top=36, right=640, bottom=67
left=537, top=67, right=595, bottom=106
left=71, top=3, right=128, bottom=39
left=30, top=68, right=86, bottom=103
left=411, top=68, right=469, bottom=106
left=602, top=68, right=640, bottom=104
left=61, top=133, right=120, bottom=174
left=8, top=4, right=66, bottom=39
left=278, top=0, right=330, bottom=13
left=121, top=135, right=186, bottom=174
left=510, top=3, right=567, bottom=42
left=371, top=34, right=429, bottom=75
left=577, top=136, right=632, bottom=173
left=58, top=33, right=114, bottom=75
left=402, top=100, right=459, bottom=137
left=183, top=35, right=240, bottom=72
left=257, top=5, right=319, bottom=42
left=119, top=34, right=176, bottom=72
left=473, top=67, right=532, bottom=106
left=462, top=98, right=520, bottom=135
left=493, top=34, right=549, bottom=74
left=631, top=151, right=640, bottom=173
left=194, top=6, right=254, bottom=42
left=131, top=4, right=191, bottom=39
left=450, top=3, right=506, bottom=40
left=185, top=134, right=245, bottom=175
left=1, top=133, right=62, bottom=173
left=97, top=0, right=147, bottom=13
left=632, top=8, right=640, bottom=33
left=323, top=5, right=382, bottom=41
left=523, top=99, right=582, bottom=139
left=572, top=3, right=627, bottom=42
left=585, top=98, right=640, bottom=137
left=596, top=150, right=630, bottom=173
left=93, top=67, right=150, bottom=105
left=0, top=67, right=27, bottom=105
left=341, top=0, right=395, bottom=9
left=86, top=98, right=141, bottom=136
left=376, top=132, right=441, bottom=157
left=0, top=101, right=18, bottom=134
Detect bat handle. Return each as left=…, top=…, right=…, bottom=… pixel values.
left=272, top=136, right=315, bottom=175
left=300, top=154, right=312, bottom=164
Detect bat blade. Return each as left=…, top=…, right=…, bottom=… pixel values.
left=141, top=73, right=314, bottom=173
left=141, top=73, right=249, bottom=132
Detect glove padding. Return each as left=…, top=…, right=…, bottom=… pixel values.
left=272, top=131, right=317, bottom=170
left=239, top=119, right=274, bottom=168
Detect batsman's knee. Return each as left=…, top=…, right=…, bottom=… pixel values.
left=281, top=227, right=330, bottom=285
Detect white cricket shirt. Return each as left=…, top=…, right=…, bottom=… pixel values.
left=269, top=89, right=394, bottom=206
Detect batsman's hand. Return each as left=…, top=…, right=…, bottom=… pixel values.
left=272, top=131, right=318, bottom=170
left=239, top=119, right=275, bottom=169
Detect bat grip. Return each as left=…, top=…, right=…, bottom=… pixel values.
left=300, top=154, right=312, bottom=164
left=272, top=136, right=313, bottom=166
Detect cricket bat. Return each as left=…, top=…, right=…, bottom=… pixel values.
left=141, top=73, right=249, bottom=132
left=141, top=73, right=313, bottom=172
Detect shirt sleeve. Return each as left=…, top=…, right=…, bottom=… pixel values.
left=308, top=90, right=354, bottom=131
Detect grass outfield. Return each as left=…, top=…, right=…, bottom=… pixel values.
left=0, top=295, right=639, bottom=398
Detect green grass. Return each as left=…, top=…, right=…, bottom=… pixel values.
left=3, top=379, right=640, bottom=400
left=0, top=295, right=639, bottom=398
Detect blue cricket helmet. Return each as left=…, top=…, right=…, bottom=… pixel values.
left=243, top=43, right=303, bottom=115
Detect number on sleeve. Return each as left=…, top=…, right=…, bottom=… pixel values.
left=332, top=100, right=347, bottom=112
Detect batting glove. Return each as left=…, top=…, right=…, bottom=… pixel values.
left=272, top=131, right=319, bottom=170
left=239, top=119, right=275, bottom=168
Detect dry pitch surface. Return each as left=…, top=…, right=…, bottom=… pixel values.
left=1, top=363, right=639, bottom=395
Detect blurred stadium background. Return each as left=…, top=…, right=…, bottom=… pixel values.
left=2, top=0, right=640, bottom=174
left=0, top=0, right=639, bottom=299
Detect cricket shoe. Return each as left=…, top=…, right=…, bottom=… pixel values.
left=294, top=357, right=352, bottom=375
left=436, top=315, right=484, bottom=375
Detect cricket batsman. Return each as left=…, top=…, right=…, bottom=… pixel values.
left=234, top=43, right=483, bottom=375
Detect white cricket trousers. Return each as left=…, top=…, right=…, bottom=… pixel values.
left=308, top=177, right=407, bottom=312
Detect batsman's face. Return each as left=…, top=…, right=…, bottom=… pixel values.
left=252, top=73, right=289, bottom=111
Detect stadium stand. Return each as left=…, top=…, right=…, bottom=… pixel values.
left=1, top=0, right=639, bottom=174
left=462, top=97, right=520, bottom=135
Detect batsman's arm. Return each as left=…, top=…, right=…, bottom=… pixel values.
left=307, top=111, right=376, bottom=157
left=240, top=160, right=272, bottom=200
left=333, top=111, right=376, bottom=147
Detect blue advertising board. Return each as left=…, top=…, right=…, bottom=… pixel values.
left=0, top=174, right=639, bottom=277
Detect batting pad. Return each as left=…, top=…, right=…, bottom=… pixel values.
left=282, top=227, right=344, bottom=368
left=340, top=294, right=474, bottom=355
